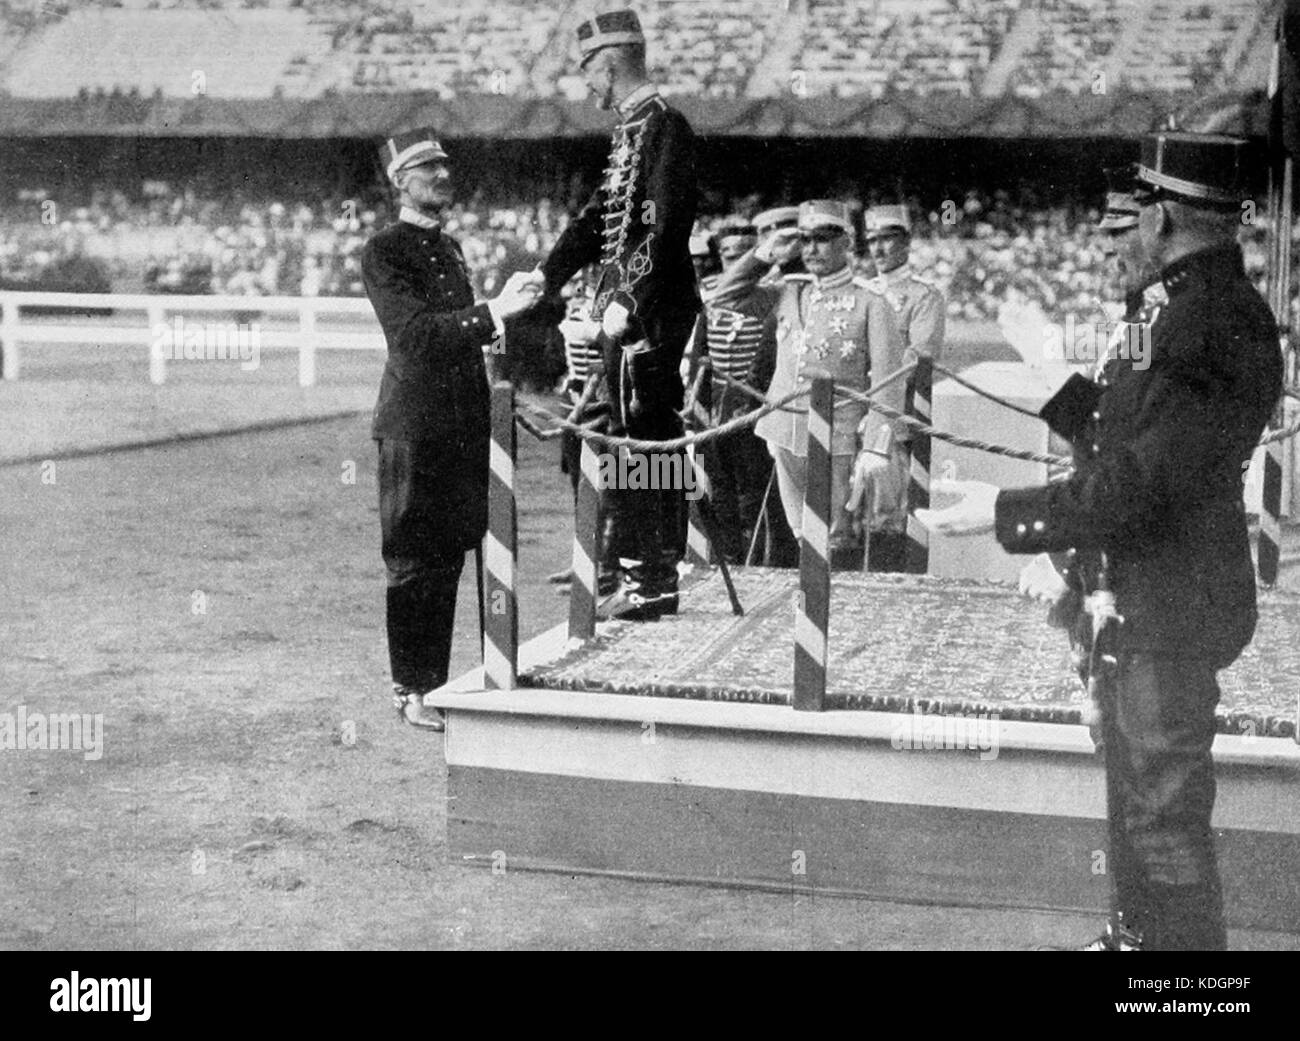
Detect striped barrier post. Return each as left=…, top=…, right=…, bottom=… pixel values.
left=0, top=297, right=18, bottom=380
left=683, top=360, right=712, bottom=566
left=685, top=446, right=712, bottom=567
left=905, top=354, right=932, bottom=574
left=569, top=434, right=601, bottom=640
left=484, top=381, right=518, bottom=688
left=794, top=375, right=833, bottom=712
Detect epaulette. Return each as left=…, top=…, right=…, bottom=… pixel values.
left=852, top=275, right=881, bottom=292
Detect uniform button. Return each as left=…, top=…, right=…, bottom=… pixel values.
left=1015, top=523, right=1027, bottom=536
left=1032, top=520, right=1045, bottom=533
left=1091, top=443, right=1100, bottom=453
left=1091, top=410, right=1101, bottom=420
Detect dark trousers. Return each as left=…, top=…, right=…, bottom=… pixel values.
left=1100, top=653, right=1226, bottom=950
left=378, top=439, right=474, bottom=691
left=703, top=424, right=771, bottom=565
left=599, top=309, right=696, bottom=590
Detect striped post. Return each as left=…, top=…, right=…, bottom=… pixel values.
left=483, top=381, right=518, bottom=688
left=905, top=354, right=932, bottom=574
left=683, top=360, right=712, bottom=565
left=0, top=296, right=18, bottom=380
left=685, top=446, right=712, bottom=566
left=569, top=435, right=601, bottom=640
left=794, top=376, right=833, bottom=712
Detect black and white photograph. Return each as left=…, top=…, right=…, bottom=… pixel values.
left=2, top=0, right=1299, bottom=978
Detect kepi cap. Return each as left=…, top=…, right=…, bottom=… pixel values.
left=753, top=206, right=799, bottom=236
left=577, top=9, right=644, bottom=64
left=382, top=128, right=448, bottom=183
left=1134, top=131, right=1250, bottom=209
left=798, top=199, right=852, bottom=234
left=863, top=204, right=911, bottom=238
left=1097, top=163, right=1140, bottom=231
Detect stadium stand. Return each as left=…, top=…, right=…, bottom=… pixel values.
left=0, top=0, right=1282, bottom=99
left=793, top=0, right=1017, bottom=99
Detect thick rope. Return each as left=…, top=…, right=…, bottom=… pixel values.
left=931, top=360, right=1044, bottom=419
left=516, top=368, right=1300, bottom=464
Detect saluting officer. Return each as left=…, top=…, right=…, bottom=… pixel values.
left=362, top=128, right=541, bottom=730
left=539, top=8, right=700, bottom=620
left=924, top=133, right=1284, bottom=950
left=713, top=199, right=907, bottom=570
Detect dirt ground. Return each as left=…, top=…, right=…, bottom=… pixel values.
left=2, top=351, right=1298, bottom=950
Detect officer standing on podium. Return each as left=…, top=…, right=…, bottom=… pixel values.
left=922, top=133, right=1284, bottom=950
left=538, top=8, right=700, bottom=620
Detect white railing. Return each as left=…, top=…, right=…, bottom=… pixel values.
left=0, top=291, right=384, bottom=386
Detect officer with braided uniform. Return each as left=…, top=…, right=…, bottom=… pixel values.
left=690, top=219, right=772, bottom=563
left=362, top=129, right=541, bottom=730
left=924, top=134, right=1283, bottom=950
left=539, top=8, right=700, bottom=620
left=714, top=199, right=908, bottom=570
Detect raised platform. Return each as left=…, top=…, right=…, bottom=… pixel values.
left=434, top=570, right=1300, bottom=935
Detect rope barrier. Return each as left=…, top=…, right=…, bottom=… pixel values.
left=931, top=360, right=1044, bottom=419
left=515, top=366, right=1300, bottom=471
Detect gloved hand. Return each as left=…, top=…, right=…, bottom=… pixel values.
left=1018, top=552, right=1068, bottom=603
left=846, top=447, right=906, bottom=537
left=755, top=226, right=800, bottom=265
left=602, top=300, right=630, bottom=340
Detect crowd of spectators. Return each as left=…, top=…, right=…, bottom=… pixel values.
left=2, top=179, right=1287, bottom=325
left=0, top=0, right=1273, bottom=101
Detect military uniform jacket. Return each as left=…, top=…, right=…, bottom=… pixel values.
left=542, top=86, right=700, bottom=333
left=362, top=219, right=495, bottom=443
left=996, top=245, right=1282, bottom=666
left=713, top=252, right=906, bottom=457
left=693, top=274, right=769, bottom=422
left=872, top=262, right=945, bottom=363
left=362, top=218, right=494, bottom=549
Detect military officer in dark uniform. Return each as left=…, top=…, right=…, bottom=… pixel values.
left=922, top=133, right=1284, bottom=950
left=362, top=128, right=542, bottom=730
left=539, top=8, right=700, bottom=620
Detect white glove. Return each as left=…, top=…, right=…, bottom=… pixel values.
left=755, top=226, right=800, bottom=265
left=1018, top=553, right=1068, bottom=603
left=845, top=448, right=905, bottom=537
left=914, top=478, right=1000, bottom=536
left=487, top=271, right=542, bottom=323
left=601, top=300, right=630, bottom=340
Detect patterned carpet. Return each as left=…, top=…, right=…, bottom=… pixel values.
left=523, top=569, right=1300, bottom=738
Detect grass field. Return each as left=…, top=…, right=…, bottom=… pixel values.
left=2, top=336, right=1297, bottom=950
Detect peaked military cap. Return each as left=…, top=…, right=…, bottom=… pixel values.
left=863, top=203, right=911, bottom=238
left=577, top=9, right=644, bottom=63
left=1098, top=163, right=1141, bottom=231
left=688, top=230, right=714, bottom=257
left=798, top=199, right=852, bottom=233
left=716, top=217, right=757, bottom=242
left=1134, top=132, right=1250, bottom=209
left=753, top=206, right=799, bottom=236
left=382, top=128, right=448, bottom=183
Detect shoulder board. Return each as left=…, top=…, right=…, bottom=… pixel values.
left=784, top=273, right=812, bottom=282
left=852, top=275, right=882, bottom=292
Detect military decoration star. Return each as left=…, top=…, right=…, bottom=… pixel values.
left=828, top=316, right=849, bottom=336
left=811, top=337, right=831, bottom=360
left=838, top=340, right=855, bottom=359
